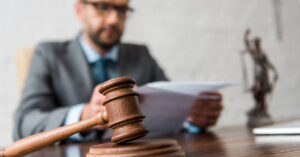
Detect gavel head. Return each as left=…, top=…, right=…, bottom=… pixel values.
left=98, top=76, right=149, bottom=144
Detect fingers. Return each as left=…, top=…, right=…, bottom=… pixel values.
left=82, top=85, right=106, bottom=121
left=193, top=99, right=223, bottom=111
left=81, top=124, right=108, bottom=133
left=190, top=108, right=221, bottom=118
left=199, top=91, right=222, bottom=100
left=90, top=104, right=105, bottom=113
left=94, top=84, right=103, bottom=93
left=94, top=94, right=105, bottom=106
left=188, top=108, right=221, bottom=127
left=133, top=85, right=138, bottom=90
left=189, top=106, right=222, bottom=126
left=81, top=103, right=92, bottom=121
left=92, top=124, right=108, bottom=130
left=138, top=94, right=144, bottom=104
left=188, top=92, right=224, bottom=127
left=188, top=115, right=218, bottom=127
left=90, top=85, right=106, bottom=106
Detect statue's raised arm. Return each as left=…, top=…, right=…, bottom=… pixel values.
left=244, top=29, right=252, bottom=52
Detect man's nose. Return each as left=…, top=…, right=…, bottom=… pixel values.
left=106, top=10, right=119, bottom=25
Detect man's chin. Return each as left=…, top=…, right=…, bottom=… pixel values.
left=87, top=32, right=120, bottom=50
left=96, top=39, right=119, bottom=50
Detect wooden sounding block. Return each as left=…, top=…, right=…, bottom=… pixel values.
left=0, top=76, right=149, bottom=157
left=86, top=139, right=185, bottom=157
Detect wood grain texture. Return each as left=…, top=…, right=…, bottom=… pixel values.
left=19, top=126, right=300, bottom=157
left=86, top=139, right=185, bottom=157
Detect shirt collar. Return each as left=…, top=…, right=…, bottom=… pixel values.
left=79, top=35, right=119, bottom=63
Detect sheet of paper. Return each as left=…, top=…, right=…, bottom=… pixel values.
left=133, top=81, right=233, bottom=137
left=140, top=81, right=233, bottom=96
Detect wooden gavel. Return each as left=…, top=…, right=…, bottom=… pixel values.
left=0, top=76, right=149, bottom=157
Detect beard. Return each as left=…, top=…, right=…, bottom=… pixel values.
left=87, top=26, right=121, bottom=50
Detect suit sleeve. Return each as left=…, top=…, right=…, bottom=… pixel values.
left=143, top=46, right=169, bottom=82
left=13, top=44, right=71, bottom=141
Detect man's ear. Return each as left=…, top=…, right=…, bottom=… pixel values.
left=75, top=1, right=84, bottom=22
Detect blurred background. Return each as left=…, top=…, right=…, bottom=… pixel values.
left=0, top=0, right=299, bottom=147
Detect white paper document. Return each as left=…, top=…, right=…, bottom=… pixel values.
left=138, top=81, right=232, bottom=96
left=134, top=81, right=233, bottom=137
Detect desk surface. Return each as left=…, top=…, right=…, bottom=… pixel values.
left=22, top=126, right=300, bottom=157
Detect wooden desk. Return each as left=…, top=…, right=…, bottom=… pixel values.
left=22, top=126, right=300, bottom=157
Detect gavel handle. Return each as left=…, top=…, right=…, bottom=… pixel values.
left=0, top=112, right=107, bottom=157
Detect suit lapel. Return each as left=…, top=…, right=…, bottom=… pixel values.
left=65, top=38, right=94, bottom=98
left=117, top=44, right=131, bottom=77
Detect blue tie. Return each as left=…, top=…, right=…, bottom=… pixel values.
left=93, top=58, right=111, bottom=84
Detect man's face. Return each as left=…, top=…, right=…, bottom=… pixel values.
left=77, top=0, right=130, bottom=49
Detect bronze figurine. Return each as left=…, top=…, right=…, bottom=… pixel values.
left=242, top=29, right=279, bottom=128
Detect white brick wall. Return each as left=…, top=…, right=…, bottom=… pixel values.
left=0, top=0, right=299, bottom=147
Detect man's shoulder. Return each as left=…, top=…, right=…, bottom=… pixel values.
left=120, top=43, right=147, bottom=48
left=34, top=39, right=79, bottom=59
left=119, top=43, right=152, bottom=60
left=119, top=43, right=149, bottom=53
left=36, top=40, right=73, bottom=52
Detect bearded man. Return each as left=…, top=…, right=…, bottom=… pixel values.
left=13, top=0, right=223, bottom=142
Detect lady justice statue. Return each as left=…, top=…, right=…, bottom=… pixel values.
left=241, top=29, right=279, bottom=128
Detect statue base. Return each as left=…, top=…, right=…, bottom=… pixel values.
left=247, top=109, right=273, bottom=128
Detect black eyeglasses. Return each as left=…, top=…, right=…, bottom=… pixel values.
left=83, top=1, right=134, bottom=18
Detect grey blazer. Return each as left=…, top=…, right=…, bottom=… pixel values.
left=13, top=38, right=168, bottom=141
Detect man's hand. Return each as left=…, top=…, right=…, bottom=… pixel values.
left=188, top=92, right=223, bottom=127
left=81, top=84, right=108, bottom=130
